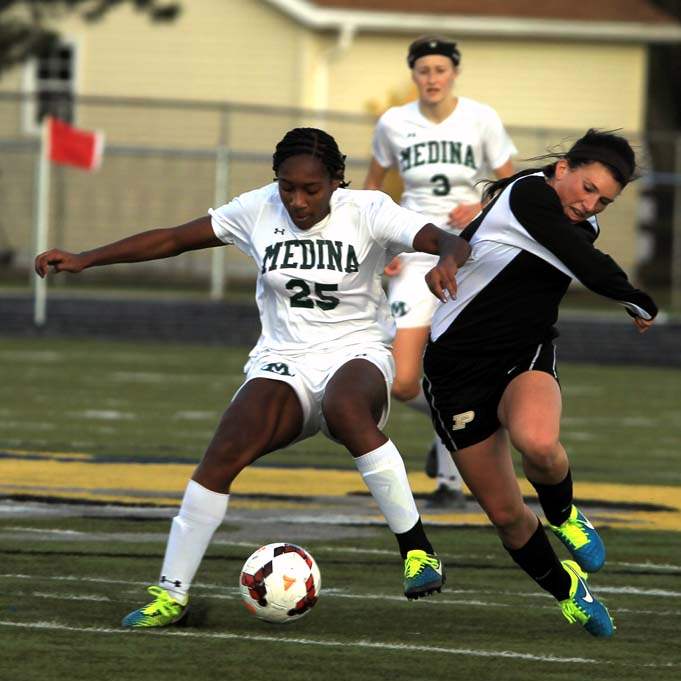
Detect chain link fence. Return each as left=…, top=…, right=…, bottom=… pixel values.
left=0, top=92, right=679, bottom=312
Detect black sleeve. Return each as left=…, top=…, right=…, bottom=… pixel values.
left=509, top=176, right=657, bottom=319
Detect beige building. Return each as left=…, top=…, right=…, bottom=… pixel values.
left=1, top=0, right=680, bottom=283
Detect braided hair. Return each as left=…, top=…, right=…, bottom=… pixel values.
left=273, top=128, right=349, bottom=187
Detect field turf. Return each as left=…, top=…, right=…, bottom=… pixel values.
left=0, top=336, right=680, bottom=680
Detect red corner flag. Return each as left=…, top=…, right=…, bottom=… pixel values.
left=47, top=116, right=105, bottom=171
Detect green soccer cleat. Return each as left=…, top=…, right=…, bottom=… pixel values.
left=559, top=560, right=614, bottom=638
left=121, top=586, right=188, bottom=629
left=549, top=505, right=605, bottom=573
left=403, top=549, right=445, bottom=599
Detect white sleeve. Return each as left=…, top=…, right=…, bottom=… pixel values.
left=365, top=191, right=427, bottom=253
left=481, top=107, right=517, bottom=170
left=209, top=194, right=256, bottom=256
left=371, top=115, right=397, bottom=169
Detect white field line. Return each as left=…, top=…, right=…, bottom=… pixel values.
left=194, top=589, right=510, bottom=609
left=614, top=607, right=681, bottom=617
left=0, top=619, right=600, bottom=665
left=609, top=561, right=681, bottom=573
left=26, top=588, right=507, bottom=609
left=0, top=529, right=498, bottom=560
left=75, top=410, right=136, bottom=421
left=32, top=591, right=110, bottom=602
left=3, top=573, right=681, bottom=615
left=10, top=587, right=681, bottom=620
left=597, top=586, right=681, bottom=597
left=0, top=574, right=504, bottom=605
left=3, top=526, right=86, bottom=535
left=4, top=528, right=681, bottom=575
left=3, top=571, right=681, bottom=598
left=1, top=574, right=149, bottom=587
left=5, top=574, right=681, bottom=602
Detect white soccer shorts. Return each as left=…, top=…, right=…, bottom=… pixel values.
left=238, top=344, right=395, bottom=443
left=387, top=253, right=440, bottom=329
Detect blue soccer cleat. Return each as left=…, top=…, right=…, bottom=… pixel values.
left=403, top=549, right=445, bottom=599
left=550, top=505, right=605, bottom=572
left=559, top=560, right=614, bottom=637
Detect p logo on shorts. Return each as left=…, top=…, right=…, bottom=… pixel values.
left=452, top=410, right=475, bottom=431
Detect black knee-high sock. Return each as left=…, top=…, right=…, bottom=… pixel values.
left=395, top=518, right=434, bottom=559
left=505, top=521, right=571, bottom=601
left=530, top=469, right=573, bottom=526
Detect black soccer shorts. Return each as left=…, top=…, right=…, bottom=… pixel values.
left=422, top=340, right=559, bottom=451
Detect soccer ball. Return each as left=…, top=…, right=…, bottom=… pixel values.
left=239, top=542, right=321, bottom=624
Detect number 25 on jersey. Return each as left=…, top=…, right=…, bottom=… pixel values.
left=286, top=279, right=339, bottom=311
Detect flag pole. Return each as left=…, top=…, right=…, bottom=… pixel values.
left=33, top=116, right=51, bottom=327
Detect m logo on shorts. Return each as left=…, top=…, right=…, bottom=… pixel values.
left=262, top=362, right=295, bottom=376
left=452, top=410, right=475, bottom=431
left=391, top=301, right=410, bottom=318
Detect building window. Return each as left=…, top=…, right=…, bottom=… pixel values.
left=37, top=43, right=75, bottom=122
left=24, top=39, right=77, bottom=132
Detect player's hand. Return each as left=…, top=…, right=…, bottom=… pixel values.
left=633, top=316, right=654, bottom=334
left=426, top=256, right=458, bottom=304
left=384, top=256, right=403, bottom=277
left=448, top=202, right=482, bottom=230
left=34, top=249, right=87, bottom=277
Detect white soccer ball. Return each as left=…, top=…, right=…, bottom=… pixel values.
left=239, top=542, right=322, bottom=624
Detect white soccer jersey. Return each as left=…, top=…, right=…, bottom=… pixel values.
left=210, top=184, right=428, bottom=356
left=372, top=97, right=517, bottom=227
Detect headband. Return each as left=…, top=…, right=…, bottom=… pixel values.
left=567, top=142, right=634, bottom=185
left=408, top=39, right=461, bottom=68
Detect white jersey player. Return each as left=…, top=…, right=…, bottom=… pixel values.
left=209, top=182, right=423, bottom=358
left=35, top=127, right=471, bottom=628
left=209, top=181, right=439, bottom=441
left=365, top=35, right=516, bottom=507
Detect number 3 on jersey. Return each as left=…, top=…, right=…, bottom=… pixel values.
left=286, top=279, right=339, bottom=311
left=430, top=174, right=451, bottom=196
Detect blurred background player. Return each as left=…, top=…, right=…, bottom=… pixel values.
left=423, top=129, right=657, bottom=636
left=364, top=35, right=516, bottom=508
left=35, top=127, right=471, bottom=628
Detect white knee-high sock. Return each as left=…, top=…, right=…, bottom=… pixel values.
left=404, top=387, right=430, bottom=415
left=435, top=436, right=462, bottom=491
left=354, top=439, right=419, bottom=534
left=159, top=479, right=229, bottom=604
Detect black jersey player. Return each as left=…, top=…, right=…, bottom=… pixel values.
left=422, top=129, right=657, bottom=637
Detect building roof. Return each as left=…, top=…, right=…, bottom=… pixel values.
left=263, top=0, right=681, bottom=42
left=311, top=1, right=678, bottom=24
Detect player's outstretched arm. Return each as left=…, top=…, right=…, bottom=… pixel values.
left=413, top=223, right=471, bottom=264
left=35, top=215, right=222, bottom=278
left=413, top=223, right=471, bottom=303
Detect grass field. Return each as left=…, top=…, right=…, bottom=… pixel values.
left=1, top=336, right=680, bottom=680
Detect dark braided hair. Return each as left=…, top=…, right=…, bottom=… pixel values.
left=273, top=128, right=349, bottom=187
left=481, top=128, right=637, bottom=203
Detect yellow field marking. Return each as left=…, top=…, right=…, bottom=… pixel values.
left=1, top=449, right=93, bottom=461
left=0, top=453, right=680, bottom=532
